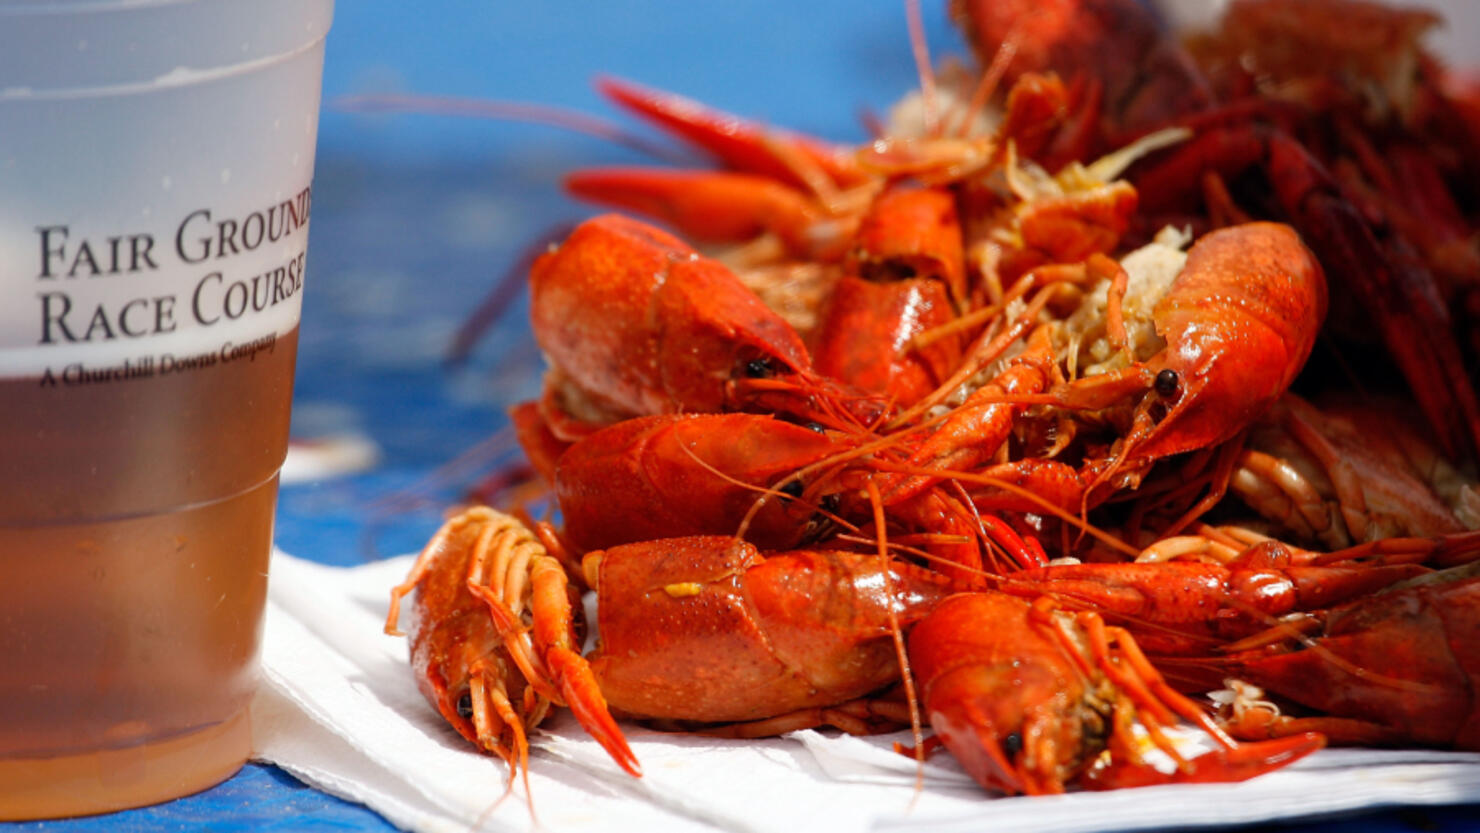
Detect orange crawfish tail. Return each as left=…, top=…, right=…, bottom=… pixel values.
left=385, top=507, right=640, bottom=779
left=529, top=213, right=879, bottom=433
left=582, top=535, right=956, bottom=734
left=909, top=592, right=1324, bottom=795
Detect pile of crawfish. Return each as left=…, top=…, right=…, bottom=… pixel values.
left=387, top=0, right=1480, bottom=798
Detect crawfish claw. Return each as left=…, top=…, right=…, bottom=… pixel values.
left=1084, top=731, right=1325, bottom=790
left=547, top=645, right=643, bottom=777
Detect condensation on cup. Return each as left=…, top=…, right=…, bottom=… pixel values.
left=0, top=0, right=333, bottom=818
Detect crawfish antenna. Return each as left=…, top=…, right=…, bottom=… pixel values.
left=445, top=222, right=575, bottom=365
left=866, top=479, right=926, bottom=798
left=334, top=94, right=696, bottom=165
left=905, top=0, right=940, bottom=138
left=954, top=27, right=1018, bottom=138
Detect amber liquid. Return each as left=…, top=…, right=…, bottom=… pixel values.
left=0, top=328, right=298, bottom=819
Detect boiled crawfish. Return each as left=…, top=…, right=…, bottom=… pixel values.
left=1189, top=561, right=1480, bottom=750
left=385, top=507, right=639, bottom=780
left=955, top=0, right=1480, bottom=462
left=386, top=0, right=1480, bottom=803
left=910, top=591, right=1324, bottom=794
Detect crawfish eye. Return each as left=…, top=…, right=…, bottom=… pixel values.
left=744, top=357, right=776, bottom=379
left=805, top=421, right=826, bottom=434
left=778, top=479, right=805, bottom=500
left=1002, top=731, right=1024, bottom=760
left=1154, top=369, right=1180, bottom=398
left=455, top=692, right=474, bottom=720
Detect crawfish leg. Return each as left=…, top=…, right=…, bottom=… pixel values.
left=462, top=518, right=563, bottom=706
left=528, top=557, right=642, bottom=777
left=1039, top=604, right=1326, bottom=790
left=467, top=662, right=532, bottom=776
left=461, top=510, right=642, bottom=777
left=1222, top=703, right=1404, bottom=748
left=1232, top=448, right=1341, bottom=547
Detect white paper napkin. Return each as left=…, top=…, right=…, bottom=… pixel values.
left=253, top=551, right=1480, bottom=833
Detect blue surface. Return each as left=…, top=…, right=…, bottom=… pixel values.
left=14, top=1, right=1480, bottom=831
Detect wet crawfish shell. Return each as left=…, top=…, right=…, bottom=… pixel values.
left=529, top=213, right=814, bottom=418
left=811, top=276, right=959, bottom=407
left=1137, top=222, right=1327, bottom=461
left=587, top=536, right=952, bottom=724
left=405, top=520, right=549, bottom=746
left=554, top=413, right=843, bottom=552
left=909, top=592, right=1105, bottom=793
left=1228, top=568, right=1480, bottom=749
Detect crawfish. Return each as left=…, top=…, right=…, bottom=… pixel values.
left=528, top=213, right=876, bottom=438
left=910, top=591, right=1324, bottom=795
left=1195, top=561, right=1480, bottom=750
left=1001, top=533, right=1433, bottom=655
left=553, top=412, right=851, bottom=553
left=956, top=0, right=1480, bottom=462
left=583, top=535, right=957, bottom=734
left=1231, top=393, right=1480, bottom=549
left=810, top=183, right=966, bottom=408
left=1061, top=222, right=1324, bottom=490
left=925, top=221, right=1326, bottom=516
left=565, top=70, right=1137, bottom=411
left=385, top=507, right=640, bottom=778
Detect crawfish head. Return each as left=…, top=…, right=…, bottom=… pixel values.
left=530, top=213, right=873, bottom=429
left=911, top=591, right=1324, bottom=795
left=1086, top=221, right=1327, bottom=482
left=910, top=593, right=1111, bottom=794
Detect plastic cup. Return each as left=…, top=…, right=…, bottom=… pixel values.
left=0, top=0, right=332, bottom=818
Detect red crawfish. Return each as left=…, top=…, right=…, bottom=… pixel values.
left=583, top=535, right=957, bottom=735
left=910, top=591, right=1324, bottom=795
left=528, top=213, right=878, bottom=439
left=1197, top=561, right=1480, bottom=750
left=385, top=507, right=640, bottom=780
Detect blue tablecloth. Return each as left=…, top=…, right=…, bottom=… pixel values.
left=13, top=1, right=1480, bottom=830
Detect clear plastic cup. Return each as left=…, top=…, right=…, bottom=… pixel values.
left=0, top=0, right=333, bottom=818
